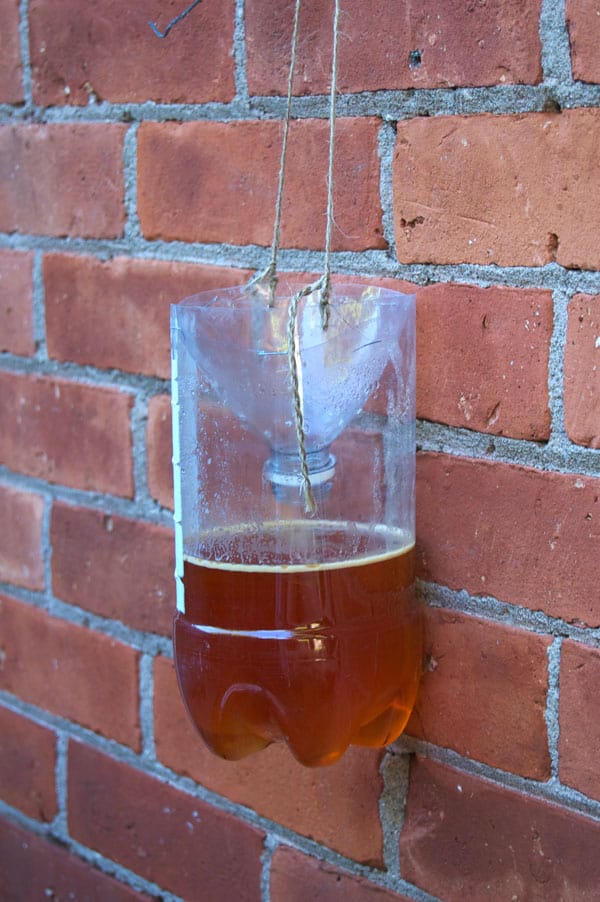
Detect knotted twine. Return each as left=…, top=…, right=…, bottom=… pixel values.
left=248, top=0, right=341, bottom=514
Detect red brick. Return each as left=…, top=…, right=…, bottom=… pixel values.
left=147, top=394, right=173, bottom=509
left=0, top=483, right=44, bottom=591
left=559, top=640, right=600, bottom=801
left=407, top=609, right=550, bottom=779
left=154, top=655, right=385, bottom=866
left=0, top=0, right=22, bottom=103
left=566, top=0, right=600, bottom=83
left=329, top=428, right=386, bottom=522
left=400, top=757, right=600, bottom=900
left=270, top=847, right=411, bottom=902
left=0, top=594, right=140, bottom=749
left=0, top=250, right=34, bottom=357
left=138, top=119, right=385, bottom=251
left=0, top=124, right=125, bottom=238
left=68, top=740, right=264, bottom=900
left=246, top=0, right=541, bottom=94
left=564, top=293, right=600, bottom=448
left=394, top=110, right=600, bottom=270
left=44, top=253, right=250, bottom=379
left=417, top=283, right=552, bottom=439
left=29, top=0, right=235, bottom=106
left=0, top=706, right=57, bottom=821
left=417, top=453, right=600, bottom=627
left=0, top=818, right=149, bottom=902
left=0, top=371, right=134, bottom=497
left=51, top=502, right=174, bottom=636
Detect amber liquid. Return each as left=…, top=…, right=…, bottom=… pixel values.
left=174, top=521, right=422, bottom=766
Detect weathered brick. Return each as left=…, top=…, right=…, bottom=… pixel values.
left=0, top=0, right=23, bottom=103
left=44, top=253, right=250, bottom=379
left=137, top=119, right=385, bottom=251
left=0, top=371, right=134, bottom=497
left=0, top=818, right=149, bottom=902
left=68, top=740, right=264, bottom=900
left=154, top=655, right=385, bottom=866
left=417, top=453, right=600, bottom=626
left=394, top=110, right=600, bottom=270
left=270, top=846, right=411, bottom=902
left=564, top=293, right=600, bottom=448
left=407, top=609, right=550, bottom=779
left=29, top=0, right=235, bottom=106
left=400, top=757, right=600, bottom=900
left=51, top=502, right=174, bottom=636
left=0, top=124, right=125, bottom=238
left=0, top=594, right=140, bottom=749
left=246, top=0, right=542, bottom=94
left=0, top=482, right=44, bottom=590
left=0, top=249, right=34, bottom=357
left=417, top=283, right=552, bottom=439
left=147, top=394, right=173, bottom=509
left=566, top=0, right=600, bottom=83
left=559, top=640, right=600, bottom=802
left=0, top=706, right=57, bottom=821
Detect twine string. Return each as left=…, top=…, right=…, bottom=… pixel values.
left=246, top=0, right=304, bottom=304
left=289, top=0, right=339, bottom=513
left=248, top=0, right=341, bottom=513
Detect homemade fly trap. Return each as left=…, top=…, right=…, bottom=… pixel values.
left=169, top=0, right=422, bottom=766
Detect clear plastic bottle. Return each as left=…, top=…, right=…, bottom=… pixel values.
left=171, top=281, right=421, bottom=766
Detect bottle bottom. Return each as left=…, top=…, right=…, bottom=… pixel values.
left=174, top=612, right=422, bottom=767
left=174, top=524, right=422, bottom=766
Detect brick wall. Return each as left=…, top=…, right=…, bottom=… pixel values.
left=1, top=1, right=600, bottom=899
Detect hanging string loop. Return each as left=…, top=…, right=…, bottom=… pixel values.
left=248, top=0, right=341, bottom=513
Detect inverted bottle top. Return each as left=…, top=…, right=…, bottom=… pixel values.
left=171, top=281, right=414, bottom=455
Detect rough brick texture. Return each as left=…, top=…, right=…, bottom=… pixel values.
left=29, top=0, right=235, bottom=106
left=153, top=655, right=385, bottom=866
left=417, top=453, right=600, bottom=626
left=0, top=482, right=44, bottom=590
left=246, top=0, right=542, bottom=94
left=137, top=119, right=385, bottom=250
left=270, top=846, right=411, bottom=902
left=51, top=501, right=174, bottom=635
left=68, top=740, right=264, bottom=900
left=0, top=0, right=22, bottom=103
left=0, top=818, right=149, bottom=902
left=0, top=250, right=34, bottom=356
left=2, top=2, right=600, bottom=899
left=407, top=609, right=551, bottom=779
left=0, top=594, right=140, bottom=749
left=394, top=110, right=600, bottom=270
left=559, top=640, right=600, bottom=802
left=44, top=254, right=250, bottom=379
left=0, top=706, right=57, bottom=821
left=564, top=293, right=600, bottom=448
left=416, top=283, right=552, bottom=438
left=400, top=757, right=600, bottom=900
left=0, top=124, right=125, bottom=238
left=0, top=371, right=134, bottom=497
left=566, top=0, right=600, bottom=83
left=146, top=394, right=173, bottom=509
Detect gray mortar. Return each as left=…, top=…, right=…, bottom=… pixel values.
left=378, top=749, right=410, bottom=876
left=139, top=652, right=157, bottom=762
left=540, top=0, right=573, bottom=86
left=234, top=0, right=250, bottom=105
left=31, top=249, right=47, bottom=359
left=545, top=637, right=563, bottom=779
left=377, top=119, right=398, bottom=256
left=123, top=123, right=142, bottom=240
